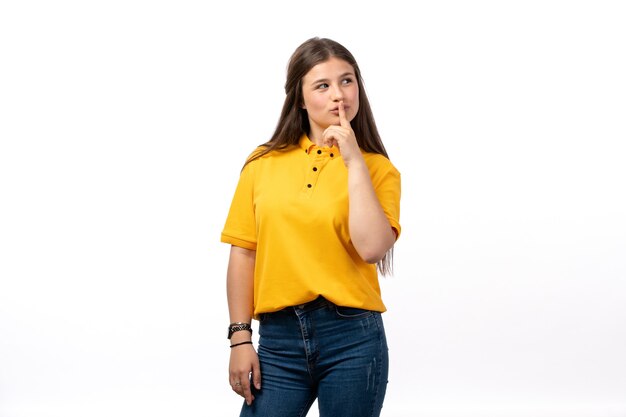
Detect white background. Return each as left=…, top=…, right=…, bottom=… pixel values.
left=1, top=1, right=625, bottom=416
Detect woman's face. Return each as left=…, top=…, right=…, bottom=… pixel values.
left=301, top=57, right=360, bottom=143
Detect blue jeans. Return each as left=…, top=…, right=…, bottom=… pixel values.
left=240, top=297, right=389, bottom=417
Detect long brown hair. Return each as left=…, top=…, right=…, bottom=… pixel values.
left=245, top=37, right=394, bottom=275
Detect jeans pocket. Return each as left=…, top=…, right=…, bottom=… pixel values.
left=334, top=305, right=374, bottom=320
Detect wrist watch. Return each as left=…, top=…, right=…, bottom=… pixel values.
left=227, top=322, right=252, bottom=339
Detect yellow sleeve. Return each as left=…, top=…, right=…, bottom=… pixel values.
left=221, top=163, right=257, bottom=250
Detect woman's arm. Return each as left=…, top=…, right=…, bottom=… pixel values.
left=227, top=245, right=255, bottom=326
left=226, top=245, right=260, bottom=405
left=347, top=161, right=396, bottom=263
left=322, top=101, right=396, bottom=264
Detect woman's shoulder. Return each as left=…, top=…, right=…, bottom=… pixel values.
left=242, top=143, right=300, bottom=170
left=245, top=145, right=268, bottom=162
left=247, top=143, right=300, bottom=162
left=361, top=151, right=400, bottom=175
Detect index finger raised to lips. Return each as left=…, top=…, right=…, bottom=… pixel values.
left=338, top=101, right=350, bottom=128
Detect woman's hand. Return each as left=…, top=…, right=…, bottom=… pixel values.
left=229, top=342, right=261, bottom=406
left=322, top=101, right=364, bottom=167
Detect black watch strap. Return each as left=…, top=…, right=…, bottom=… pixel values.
left=227, top=322, right=252, bottom=339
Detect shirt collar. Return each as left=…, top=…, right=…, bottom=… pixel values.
left=298, top=134, right=339, bottom=155
left=299, top=134, right=316, bottom=154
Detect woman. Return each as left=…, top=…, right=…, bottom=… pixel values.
left=221, top=37, right=401, bottom=417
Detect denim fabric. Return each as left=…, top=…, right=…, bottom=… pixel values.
left=240, top=297, right=389, bottom=417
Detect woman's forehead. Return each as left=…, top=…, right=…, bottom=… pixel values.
left=303, top=57, right=355, bottom=82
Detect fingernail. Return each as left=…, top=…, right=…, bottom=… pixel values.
left=256, top=383, right=261, bottom=389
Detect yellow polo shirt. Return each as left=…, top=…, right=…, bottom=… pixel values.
left=221, top=135, right=401, bottom=316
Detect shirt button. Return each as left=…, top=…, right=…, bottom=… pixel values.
left=317, top=150, right=322, bottom=154
left=307, top=184, right=312, bottom=188
left=313, top=167, right=317, bottom=171
left=330, top=153, right=334, bottom=157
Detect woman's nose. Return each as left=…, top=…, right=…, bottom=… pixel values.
left=330, top=84, right=344, bottom=101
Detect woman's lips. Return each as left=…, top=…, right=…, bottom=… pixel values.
left=330, top=106, right=348, bottom=114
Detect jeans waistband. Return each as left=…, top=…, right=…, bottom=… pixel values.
left=260, top=297, right=334, bottom=321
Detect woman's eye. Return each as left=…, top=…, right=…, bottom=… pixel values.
left=342, top=78, right=353, bottom=85
left=317, top=83, right=329, bottom=89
